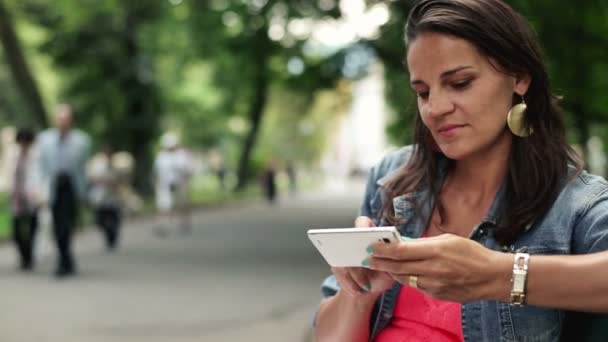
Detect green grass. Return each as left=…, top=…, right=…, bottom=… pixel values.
left=0, top=194, right=11, bottom=239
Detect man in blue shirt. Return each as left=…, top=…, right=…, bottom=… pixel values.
left=38, top=104, right=90, bottom=277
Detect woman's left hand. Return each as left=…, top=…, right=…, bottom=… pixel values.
left=365, top=234, right=512, bottom=303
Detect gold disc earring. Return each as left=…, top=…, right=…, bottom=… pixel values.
left=507, top=95, right=533, bottom=137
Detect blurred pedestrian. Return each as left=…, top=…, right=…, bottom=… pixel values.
left=87, top=144, right=122, bottom=251
left=286, top=160, right=297, bottom=195
left=9, top=128, right=42, bottom=271
left=208, top=149, right=227, bottom=190
left=216, top=160, right=226, bottom=190
left=260, top=160, right=277, bottom=204
left=175, top=145, right=194, bottom=233
left=38, top=104, right=90, bottom=277
left=154, top=133, right=193, bottom=236
left=112, top=151, right=143, bottom=214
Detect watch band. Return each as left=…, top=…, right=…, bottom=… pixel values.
left=510, top=252, right=530, bottom=306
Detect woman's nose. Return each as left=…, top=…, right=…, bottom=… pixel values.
left=426, top=93, right=455, bottom=118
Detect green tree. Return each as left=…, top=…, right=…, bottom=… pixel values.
left=0, top=0, right=48, bottom=128
left=21, top=0, right=167, bottom=192
left=189, top=0, right=342, bottom=191
left=364, top=0, right=414, bottom=145
left=509, top=0, right=608, bottom=159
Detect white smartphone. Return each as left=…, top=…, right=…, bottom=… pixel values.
left=307, top=226, right=401, bottom=267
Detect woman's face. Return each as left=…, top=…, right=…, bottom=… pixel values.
left=407, top=32, right=530, bottom=160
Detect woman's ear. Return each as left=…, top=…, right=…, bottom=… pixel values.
left=514, top=73, right=531, bottom=96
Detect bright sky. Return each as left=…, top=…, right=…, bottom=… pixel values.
left=267, top=0, right=390, bottom=53
left=311, top=0, right=390, bottom=46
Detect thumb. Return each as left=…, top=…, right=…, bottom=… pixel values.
left=354, top=216, right=376, bottom=228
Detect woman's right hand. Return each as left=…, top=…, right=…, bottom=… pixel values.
left=330, top=216, right=396, bottom=297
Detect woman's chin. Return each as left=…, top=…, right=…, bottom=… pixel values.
left=438, top=144, right=470, bottom=160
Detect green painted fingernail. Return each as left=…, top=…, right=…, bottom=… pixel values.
left=361, top=258, right=370, bottom=267
left=366, top=245, right=374, bottom=254
left=401, top=236, right=414, bottom=242
left=364, top=283, right=372, bottom=291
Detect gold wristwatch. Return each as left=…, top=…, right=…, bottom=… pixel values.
left=510, top=252, right=530, bottom=306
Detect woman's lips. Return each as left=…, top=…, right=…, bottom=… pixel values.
left=437, top=124, right=466, bottom=138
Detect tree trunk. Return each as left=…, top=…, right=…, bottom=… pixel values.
left=234, top=32, right=269, bottom=191
left=0, top=0, right=48, bottom=128
left=122, top=11, right=160, bottom=195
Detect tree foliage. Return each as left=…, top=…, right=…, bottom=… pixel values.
left=0, top=0, right=48, bottom=129
left=1, top=0, right=607, bottom=193
left=19, top=0, right=167, bottom=192
left=187, top=0, right=344, bottom=189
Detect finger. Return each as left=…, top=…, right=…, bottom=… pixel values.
left=344, top=271, right=370, bottom=295
left=370, top=258, right=436, bottom=278
left=349, top=268, right=372, bottom=292
left=387, top=273, right=409, bottom=285
left=354, top=216, right=376, bottom=228
left=370, top=239, right=438, bottom=261
left=333, top=268, right=362, bottom=296
left=416, top=277, right=448, bottom=297
left=388, top=273, right=426, bottom=290
left=386, top=273, right=418, bottom=288
left=369, top=233, right=456, bottom=257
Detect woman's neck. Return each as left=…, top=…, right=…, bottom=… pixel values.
left=449, top=131, right=511, bottom=203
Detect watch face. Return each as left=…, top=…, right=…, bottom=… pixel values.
left=513, top=276, right=525, bottom=291
left=512, top=269, right=526, bottom=292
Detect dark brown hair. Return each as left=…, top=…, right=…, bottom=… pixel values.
left=16, top=128, right=35, bottom=145
left=382, top=0, right=582, bottom=245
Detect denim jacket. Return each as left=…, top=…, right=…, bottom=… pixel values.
left=319, top=146, right=608, bottom=342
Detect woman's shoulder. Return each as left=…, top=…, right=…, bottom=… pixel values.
left=372, top=145, right=415, bottom=181
left=548, top=169, right=608, bottom=254
left=558, top=169, right=608, bottom=212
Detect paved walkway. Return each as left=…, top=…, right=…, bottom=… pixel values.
left=0, top=181, right=364, bottom=342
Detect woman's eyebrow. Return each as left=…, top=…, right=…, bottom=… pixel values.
left=440, top=65, right=474, bottom=79
left=410, top=65, right=474, bottom=86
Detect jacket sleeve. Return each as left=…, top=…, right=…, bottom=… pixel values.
left=573, top=186, right=608, bottom=254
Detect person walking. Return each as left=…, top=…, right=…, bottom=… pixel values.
left=154, top=133, right=192, bottom=236
left=87, top=144, right=123, bottom=250
left=37, top=104, right=90, bottom=277
left=9, top=128, right=42, bottom=271
left=285, top=160, right=297, bottom=195
left=261, top=160, right=277, bottom=204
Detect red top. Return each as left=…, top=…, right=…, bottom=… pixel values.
left=375, top=235, right=464, bottom=342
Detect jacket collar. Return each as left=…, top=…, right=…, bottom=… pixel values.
left=378, top=153, right=508, bottom=231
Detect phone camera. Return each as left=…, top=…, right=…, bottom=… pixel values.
left=382, top=238, right=390, bottom=243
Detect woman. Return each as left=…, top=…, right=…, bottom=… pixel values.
left=10, top=128, right=42, bottom=271
left=87, top=144, right=123, bottom=250
left=314, top=0, right=608, bottom=341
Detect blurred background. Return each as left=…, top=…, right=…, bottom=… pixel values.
left=0, top=0, right=607, bottom=341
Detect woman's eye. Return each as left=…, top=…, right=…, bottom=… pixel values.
left=452, top=79, right=472, bottom=89
left=416, top=91, right=429, bottom=100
